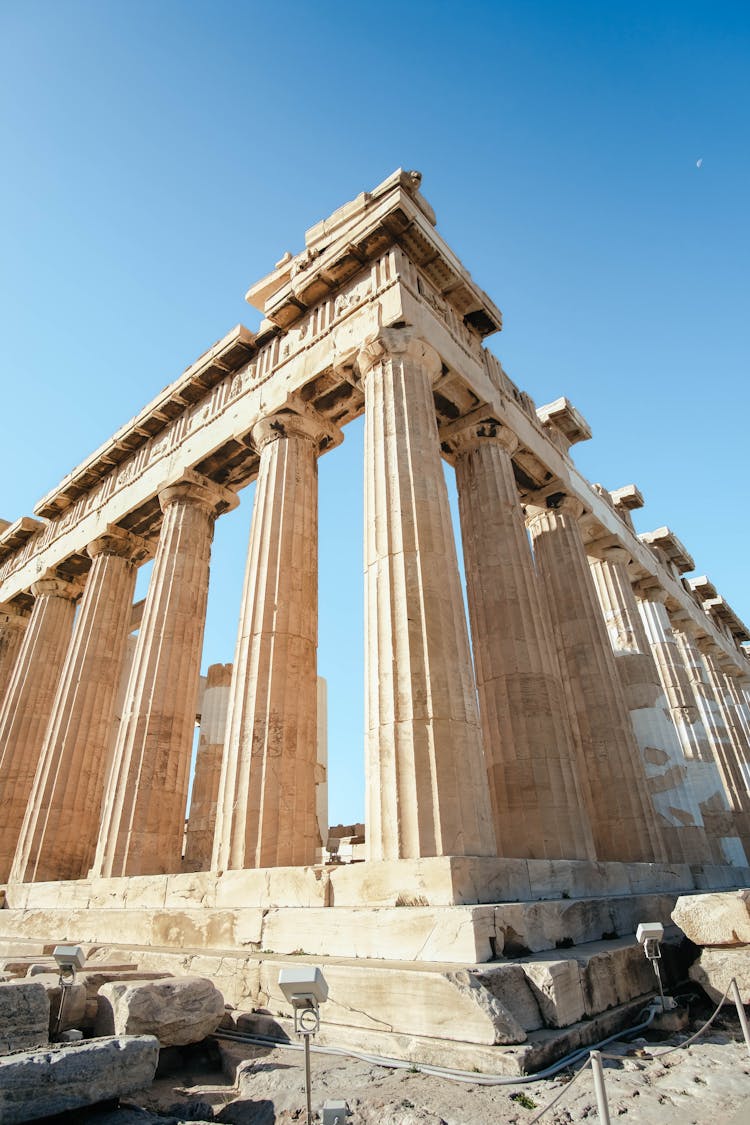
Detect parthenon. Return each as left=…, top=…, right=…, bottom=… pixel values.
left=1, top=169, right=749, bottom=1064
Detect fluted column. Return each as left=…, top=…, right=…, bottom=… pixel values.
left=213, top=410, right=330, bottom=870
left=0, top=604, right=29, bottom=707
left=664, top=610, right=749, bottom=864
left=527, top=496, right=663, bottom=862
left=0, top=576, right=78, bottom=880
left=184, top=663, right=232, bottom=870
left=448, top=422, right=593, bottom=859
left=696, top=637, right=750, bottom=842
left=358, top=327, right=495, bottom=860
left=718, top=659, right=750, bottom=762
left=589, top=548, right=710, bottom=863
left=92, top=471, right=236, bottom=877
left=10, top=528, right=150, bottom=883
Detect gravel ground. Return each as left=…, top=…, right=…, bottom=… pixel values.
left=37, top=1002, right=750, bottom=1124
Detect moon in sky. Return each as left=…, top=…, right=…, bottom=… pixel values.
left=696, top=158, right=703, bottom=168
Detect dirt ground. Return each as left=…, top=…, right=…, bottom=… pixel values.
left=65, top=998, right=750, bottom=1125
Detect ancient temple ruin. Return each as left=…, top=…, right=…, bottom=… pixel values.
left=1, top=170, right=749, bottom=1067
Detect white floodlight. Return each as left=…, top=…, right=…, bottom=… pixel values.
left=279, top=965, right=329, bottom=1125
left=636, top=921, right=666, bottom=1010
left=278, top=965, right=329, bottom=1012
left=51, top=944, right=85, bottom=1038
left=636, top=922, right=664, bottom=945
left=52, top=945, right=85, bottom=974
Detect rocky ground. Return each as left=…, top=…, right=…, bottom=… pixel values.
left=34, top=996, right=750, bottom=1125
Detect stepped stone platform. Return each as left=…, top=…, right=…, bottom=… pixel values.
left=2, top=857, right=747, bottom=1070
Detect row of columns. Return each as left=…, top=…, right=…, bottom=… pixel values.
left=0, top=325, right=749, bottom=883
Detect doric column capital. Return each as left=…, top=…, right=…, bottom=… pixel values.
left=158, top=470, right=238, bottom=517
left=441, top=414, right=519, bottom=459
left=695, top=634, right=720, bottom=658
left=87, top=525, right=152, bottom=564
left=525, top=491, right=585, bottom=533
left=30, top=575, right=80, bottom=601
left=632, top=578, right=668, bottom=605
left=0, top=601, right=29, bottom=629
left=669, top=609, right=704, bottom=640
left=586, top=536, right=631, bottom=566
left=251, top=403, right=342, bottom=454
left=356, top=326, right=442, bottom=383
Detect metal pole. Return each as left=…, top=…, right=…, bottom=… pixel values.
left=730, top=978, right=750, bottom=1059
left=652, top=958, right=666, bottom=1012
left=304, top=1031, right=312, bottom=1125
left=590, top=1050, right=611, bottom=1125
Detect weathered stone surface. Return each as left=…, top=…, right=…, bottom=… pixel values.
left=673, top=889, right=750, bottom=946
left=94, top=976, right=225, bottom=1045
left=0, top=979, right=49, bottom=1054
left=259, top=959, right=527, bottom=1045
left=689, top=945, right=750, bottom=1004
left=260, top=904, right=494, bottom=963
left=522, top=959, right=585, bottom=1028
left=0, top=1034, right=159, bottom=1123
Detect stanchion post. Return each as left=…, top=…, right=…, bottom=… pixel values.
left=730, top=978, right=750, bottom=1060
left=590, top=1050, right=611, bottom=1125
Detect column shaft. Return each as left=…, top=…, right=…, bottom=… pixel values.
left=452, top=427, right=593, bottom=860
left=359, top=328, right=495, bottom=860
left=10, top=529, right=148, bottom=883
left=92, top=473, right=235, bottom=877
left=185, top=663, right=232, bottom=871
left=589, top=554, right=710, bottom=863
left=663, top=614, right=749, bottom=864
left=213, top=412, right=325, bottom=870
left=528, top=500, right=663, bottom=862
left=0, top=578, right=77, bottom=880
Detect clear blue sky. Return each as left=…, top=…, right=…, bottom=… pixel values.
left=1, top=2, right=748, bottom=824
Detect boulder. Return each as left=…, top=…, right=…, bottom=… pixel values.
left=0, top=1034, right=159, bottom=1124
left=0, top=980, right=50, bottom=1055
left=689, top=945, right=750, bottom=1004
left=94, top=975, right=225, bottom=1046
left=672, top=889, right=750, bottom=946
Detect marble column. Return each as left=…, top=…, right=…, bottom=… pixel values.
left=664, top=609, right=749, bottom=864
left=185, top=662, right=232, bottom=871
left=718, top=659, right=750, bottom=764
left=0, top=603, right=29, bottom=707
left=696, top=637, right=750, bottom=838
left=527, top=496, right=663, bottom=862
left=449, top=420, right=594, bottom=860
left=10, top=528, right=150, bottom=884
left=213, top=409, right=330, bottom=870
left=92, top=471, right=236, bottom=878
left=356, top=327, right=495, bottom=861
left=589, top=547, right=710, bottom=863
left=0, top=576, right=78, bottom=880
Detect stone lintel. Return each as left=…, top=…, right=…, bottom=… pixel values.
left=640, top=527, right=695, bottom=574
left=33, top=325, right=257, bottom=521
left=245, top=168, right=503, bottom=338
left=610, top=484, right=645, bottom=512
left=688, top=575, right=718, bottom=601
left=536, top=397, right=592, bottom=450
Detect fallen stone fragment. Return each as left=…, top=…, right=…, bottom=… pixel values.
left=0, top=979, right=50, bottom=1055
left=689, top=945, right=750, bottom=1004
left=0, top=1034, right=159, bottom=1124
left=673, top=889, right=750, bottom=946
left=94, top=975, right=226, bottom=1046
